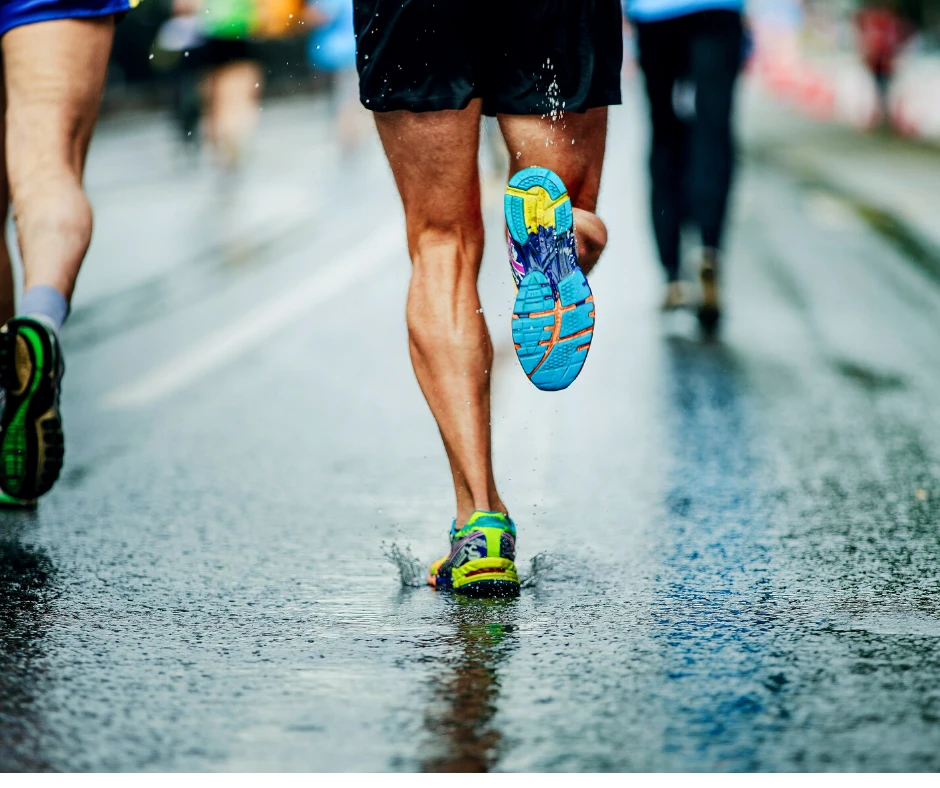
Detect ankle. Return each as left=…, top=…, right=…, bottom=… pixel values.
left=20, top=285, right=69, bottom=333
left=456, top=500, right=508, bottom=527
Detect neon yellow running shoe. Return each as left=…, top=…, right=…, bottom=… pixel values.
left=428, top=511, right=520, bottom=598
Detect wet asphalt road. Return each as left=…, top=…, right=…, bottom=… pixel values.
left=2, top=81, right=940, bottom=772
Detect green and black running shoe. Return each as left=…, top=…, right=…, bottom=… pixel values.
left=0, top=490, right=38, bottom=509
left=0, top=317, right=64, bottom=500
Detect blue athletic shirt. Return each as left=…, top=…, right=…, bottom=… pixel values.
left=626, top=0, right=743, bottom=23
left=307, top=0, right=355, bottom=72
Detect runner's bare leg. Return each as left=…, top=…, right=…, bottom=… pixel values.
left=3, top=17, right=115, bottom=301
left=0, top=78, right=14, bottom=326
left=374, top=100, right=506, bottom=526
left=204, top=60, right=262, bottom=171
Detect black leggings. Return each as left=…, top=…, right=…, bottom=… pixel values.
left=636, top=10, right=743, bottom=281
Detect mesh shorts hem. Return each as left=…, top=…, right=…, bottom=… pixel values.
left=361, top=88, right=623, bottom=116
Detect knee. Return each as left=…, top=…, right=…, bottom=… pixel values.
left=10, top=172, right=91, bottom=236
left=8, top=112, right=83, bottom=183
left=405, top=219, right=486, bottom=340
left=407, top=217, right=484, bottom=287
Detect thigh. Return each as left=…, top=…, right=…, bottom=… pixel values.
left=636, top=20, right=686, bottom=141
left=688, top=11, right=742, bottom=129
left=497, top=107, right=608, bottom=212
left=373, top=101, right=483, bottom=240
left=212, top=60, right=261, bottom=102
left=2, top=17, right=115, bottom=177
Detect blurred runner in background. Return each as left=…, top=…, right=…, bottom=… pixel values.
left=184, top=0, right=262, bottom=174
left=855, top=2, right=912, bottom=129
left=627, top=0, right=745, bottom=334
left=171, top=0, right=301, bottom=173
left=155, top=8, right=207, bottom=148
left=305, top=0, right=367, bottom=155
left=0, top=4, right=139, bottom=505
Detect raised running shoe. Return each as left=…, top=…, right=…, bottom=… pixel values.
left=428, top=511, right=520, bottom=598
left=698, top=248, right=722, bottom=336
left=505, top=166, right=594, bottom=391
left=662, top=281, right=686, bottom=311
left=0, top=317, right=65, bottom=500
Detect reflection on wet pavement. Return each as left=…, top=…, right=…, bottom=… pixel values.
left=420, top=598, right=517, bottom=772
left=656, top=337, right=785, bottom=770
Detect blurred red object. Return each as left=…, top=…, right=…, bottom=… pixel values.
left=854, top=6, right=912, bottom=79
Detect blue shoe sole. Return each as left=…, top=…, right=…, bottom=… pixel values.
left=512, top=270, right=594, bottom=391
left=505, top=167, right=594, bottom=392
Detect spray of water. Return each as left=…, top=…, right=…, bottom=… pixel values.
left=382, top=542, right=425, bottom=588
left=384, top=543, right=555, bottom=591
left=519, top=552, right=554, bottom=588
left=540, top=57, right=567, bottom=144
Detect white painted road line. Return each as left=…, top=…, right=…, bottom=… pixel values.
left=103, top=222, right=405, bottom=410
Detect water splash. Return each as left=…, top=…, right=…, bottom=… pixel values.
left=383, top=542, right=425, bottom=588
left=540, top=57, right=566, bottom=142
left=519, top=552, right=555, bottom=588
left=384, top=543, right=555, bottom=590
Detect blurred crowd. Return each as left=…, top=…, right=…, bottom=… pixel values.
left=107, top=0, right=364, bottom=167
left=748, top=0, right=940, bottom=134
left=106, top=0, right=940, bottom=142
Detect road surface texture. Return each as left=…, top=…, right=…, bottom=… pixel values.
left=2, top=77, right=939, bottom=772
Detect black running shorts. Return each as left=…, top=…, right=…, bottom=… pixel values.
left=353, top=0, right=624, bottom=116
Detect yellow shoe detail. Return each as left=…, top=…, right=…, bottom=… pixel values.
left=451, top=557, right=519, bottom=590
left=505, top=185, right=570, bottom=235
left=428, top=555, right=447, bottom=587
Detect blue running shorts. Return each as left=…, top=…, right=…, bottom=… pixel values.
left=0, top=0, right=136, bottom=38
